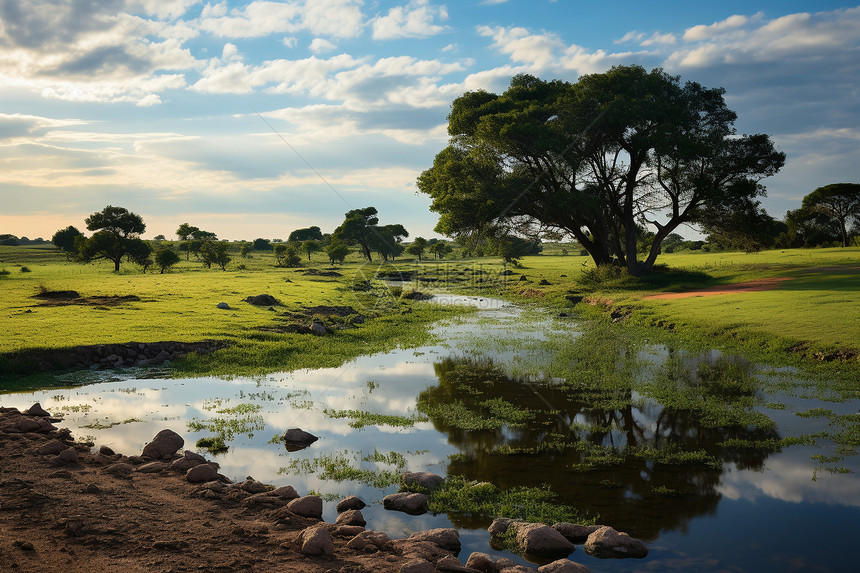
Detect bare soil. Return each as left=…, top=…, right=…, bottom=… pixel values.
left=643, top=277, right=794, bottom=300
left=0, top=407, right=456, bottom=573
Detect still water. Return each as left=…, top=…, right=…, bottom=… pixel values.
left=2, top=295, right=858, bottom=571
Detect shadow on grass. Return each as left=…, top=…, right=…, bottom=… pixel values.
left=579, top=264, right=714, bottom=292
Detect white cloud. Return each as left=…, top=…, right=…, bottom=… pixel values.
left=683, top=13, right=754, bottom=42
left=309, top=38, right=337, bottom=54
left=372, top=0, right=449, bottom=40
left=198, top=0, right=363, bottom=39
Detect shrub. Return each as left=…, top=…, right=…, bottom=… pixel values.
left=19, top=266, right=31, bottom=273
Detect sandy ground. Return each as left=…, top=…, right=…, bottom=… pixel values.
left=0, top=406, right=469, bottom=573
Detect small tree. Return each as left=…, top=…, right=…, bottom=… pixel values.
left=154, top=247, right=180, bottom=274
left=274, top=243, right=301, bottom=267
left=405, top=237, right=428, bottom=261
left=301, top=239, right=322, bottom=261
left=429, top=242, right=453, bottom=259
left=288, top=226, right=323, bottom=243
left=176, top=223, right=199, bottom=260
left=51, top=226, right=83, bottom=257
left=326, top=241, right=350, bottom=265
left=253, top=238, right=273, bottom=251
left=77, top=205, right=149, bottom=272
left=200, top=241, right=231, bottom=270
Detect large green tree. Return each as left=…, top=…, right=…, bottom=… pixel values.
left=418, top=66, right=786, bottom=275
left=51, top=225, right=83, bottom=256
left=77, top=205, right=150, bottom=272
left=801, top=183, right=860, bottom=247
left=332, top=207, right=408, bottom=262
left=288, top=226, right=323, bottom=243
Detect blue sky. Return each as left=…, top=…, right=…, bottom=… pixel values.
left=1, top=0, right=858, bottom=241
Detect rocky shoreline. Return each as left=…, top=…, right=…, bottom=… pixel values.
left=0, top=405, right=648, bottom=573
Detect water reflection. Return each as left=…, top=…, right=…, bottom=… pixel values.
left=416, top=353, right=781, bottom=539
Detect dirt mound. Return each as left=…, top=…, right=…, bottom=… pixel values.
left=32, top=290, right=141, bottom=307
left=302, top=269, right=343, bottom=277
left=245, top=294, right=281, bottom=306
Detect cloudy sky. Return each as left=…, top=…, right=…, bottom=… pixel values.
left=1, top=0, right=858, bottom=241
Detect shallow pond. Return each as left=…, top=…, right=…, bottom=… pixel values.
left=2, top=295, right=858, bottom=572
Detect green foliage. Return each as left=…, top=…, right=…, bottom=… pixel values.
left=154, top=246, right=180, bottom=273
left=196, top=436, right=228, bottom=454
left=423, top=475, right=594, bottom=525
left=418, top=66, right=785, bottom=275
left=325, top=240, right=350, bottom=265
left=274, top=244, right=301, bottom=267
left=322, top=408, right=428, bottom=429
left=288, top=226, right=323, bottom=243
left=199, top=240, right=231, bottom=270
left=801, top=183, right=860, bottom=247
left=51, top=225, right=83, bottom=254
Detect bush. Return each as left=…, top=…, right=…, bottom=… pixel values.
left=578, top=265, right=636, bottom=289
left=19, top=266, right=31, bottom=273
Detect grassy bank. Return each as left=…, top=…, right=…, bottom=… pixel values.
left=0, top=245, right=465, bottom=382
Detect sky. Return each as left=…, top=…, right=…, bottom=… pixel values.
left=1, top=0, right=858, bottom=242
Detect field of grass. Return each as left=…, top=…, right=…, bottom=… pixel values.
left=1, top=243, right=858, bottom=383
left=0, top=244, right=466, bottom=381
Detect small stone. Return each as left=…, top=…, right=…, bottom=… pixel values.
left=271, top=485, right=300, bottom=500
left=538, top=558, right=593, bottom=573
left=298, top=525, right=333, bottom=556
left=58, top=447, right=79, bottom=464
left=186, top=464, right=219, bottom=483
left=98, top=445, right=115, bottom=456
left=141, top=429, right=184, bottom=460
left=584, top=526, right=648, bottom=559
left=137, top=461, right=169, bottom=473
left=216, top=302, right=231, bottom=309
left=401, top=471, right=444, bottom=491
left=336, top=495, right=366, bottom=513
left=101, top=463, right=134, bottom=478
left=36, top=440, right=69, bottom=455
left=334, top=509, right=366, bottom=527
left=398, top=559, right=435, bottom=573
left=24, top=403, right=51, bottom=417
left=345, top=530, right=390, bottom=551
left=406, top=528, right=461, bottom=553
left=383, top=492, right=428, bottom=515
left=287, top=495, right=323, bottom=519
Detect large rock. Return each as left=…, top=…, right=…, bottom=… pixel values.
left=399, top=559, right=435, bottom=573
left=407, top=528, right=461, bottom=553
left=512, top=522, right=575, bottom=558
left=538, top=559, right=592, bottom=573
left=287, top=495, right=323, bottom=519
left=465, top=552, right=499, bottom=573
left=552, top=523, right=602, bottom=543
left=298, top=525, right=333, bottom=556
left=24, top=403, right=51, bottom=417
left=383, top=492, right=428, bottom=515
left=584, top=526, right=648, bottom=559
left=37, top=440, right=69, bottom=455
left=142, top=429, right=184, bottom=460
left=401, top=471, right=444, bottom=491
left=487, top=518, right=515, bottom=536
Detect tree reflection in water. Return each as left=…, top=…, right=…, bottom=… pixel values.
left=417, top=338, right=781, bottom=540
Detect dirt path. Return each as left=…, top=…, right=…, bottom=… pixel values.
left=643, top=277, right=794, bottom=300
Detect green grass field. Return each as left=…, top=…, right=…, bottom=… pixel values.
left=1, top=243, right=858, bottom=381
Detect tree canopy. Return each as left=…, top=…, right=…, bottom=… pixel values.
left=288, top=226, right=323, bottom=243
left=77, top=205, right=150, bottom=272
left=332, top=207, right=408, bottom=262
left=801, top=183, right=860, bottom=247
left=418, top=66, right=786, bottom=274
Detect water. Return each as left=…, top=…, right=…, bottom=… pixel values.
left=2, top=295, right=858, bottom=571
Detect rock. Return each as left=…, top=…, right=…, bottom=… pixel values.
left=336, top=495, right=366, bottom=513
left=169, top=457, right=201, bottom=472
left=552, top=523, right=602, bottom=543
left=142, top=429, right=184, bottom=460
left=407, top=528, right=461, bottom=553
left=271, top=485, right=299, bottom=500
left=383, top=492, right=428, bottom=515
left=334, top=525, right=365, bottom=537
left=538, top=559, right=592, bottom=573
left=487, top=518, right=515, bottom=536
left=239, top=477, right=268, bottom=494
left=584, top=526, right=648, bottom=559
left=465, top=552, right=499, bottom=573
left=101, top=463, right=134, bottom=478
left=309, top=322, right=327, bottom=336
left=401, top=471, right=444, bottom=491
left=346, top=530, right=390, bottom=551
left=281, top=428, right=319, bottom=450
left=183, top=450, right=206, bottom=462
left=24, top=403, right=51, bottom=417
left=335, top=509, right=366, bottom=527
left=216, top=302, right=230, bottom=310
left=287, top=495, right=323, bottom=519
left=298, top=525, right=333, bottom=556
left=436, top=555, right=473, bottom=572
left=186, top=464, right=219, bottom=483
left=98, top=445, right=115, bottom=456
left=399, top=559, right=435, bottom=573
left=15, top=418, right=41, bottom=433
left=37, top=440, right=69, bottom=455
left=58, top=447, right=79, bottom=464
left=512, top=522, right=574, bottom=558
left=137, top=461, right=169, bottom=473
